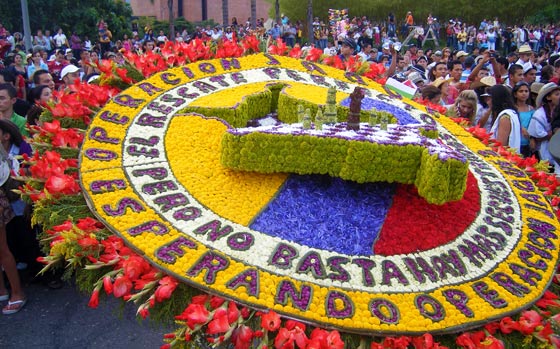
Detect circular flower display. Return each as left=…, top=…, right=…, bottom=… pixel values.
left=79, top=53, right=560, bottom=334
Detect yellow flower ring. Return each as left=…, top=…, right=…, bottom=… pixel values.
left=79, top=53, right=560, bottom=335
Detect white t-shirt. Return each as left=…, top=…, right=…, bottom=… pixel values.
left=54, top=33, right=67, bottom=47
left=528, top=106, right=558, bottom=164
left=490, top=108, right=521, bottom=153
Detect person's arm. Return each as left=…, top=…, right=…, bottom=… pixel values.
left=383, top=46, right=398, bottom=78
left=489, top=56, right=501, bottom=80
left=468, top=55, right=490, bottom=81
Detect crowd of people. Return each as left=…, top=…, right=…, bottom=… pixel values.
left=0, top=12, right=559, bottom=316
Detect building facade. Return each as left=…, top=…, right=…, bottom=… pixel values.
left=129, top=0, right=272, bottom=26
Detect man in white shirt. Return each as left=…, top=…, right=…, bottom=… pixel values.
left=53, top=28, right=68, bottom=49
left=323, top=41, right=337, bottom=56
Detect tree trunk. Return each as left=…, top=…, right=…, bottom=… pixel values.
left=251, top=0, right=257, bottom=29
left=222, top=0, right=228, bottom=27
left=275, top=0, right=280, bottom=24
left=307, top=0, right=313, bottom=44
left=168, top=0, right=175, bottom=41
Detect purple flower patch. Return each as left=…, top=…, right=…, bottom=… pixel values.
left=249, top=174, right=395, bottom=256
left=340, top=97, right=419, bottom=125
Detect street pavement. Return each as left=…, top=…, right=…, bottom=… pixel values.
left=0, top=270, right=170, bottom=349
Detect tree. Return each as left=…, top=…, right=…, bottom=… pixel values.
left=268, top=0, right=555, bottom=30
left=275, top=0, right=280, bottom=24
left=0, top=0, right=133, bottom=41
left=168, top=0, right=175, bottom=41
left=251, top=0, right=257, bottom=28
left=307, top=0, right=313, bottom=44
left=222, top=0, right=229, bottom=27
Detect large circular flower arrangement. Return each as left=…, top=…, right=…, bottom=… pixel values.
left=22, top=39, right=560, bottom=348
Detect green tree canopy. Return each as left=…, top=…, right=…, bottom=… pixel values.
left=0, top=0, right=133, bottom=40
left=267, top=0, right=560, bottom=27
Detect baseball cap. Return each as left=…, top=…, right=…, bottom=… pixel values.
left=61, top=65, right=80, bottom=79
left=456, top=51, right=468, bottom=58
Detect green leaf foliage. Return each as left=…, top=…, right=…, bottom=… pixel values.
left=0, top=0, right=133, bottom=40
left=265, top=0, right=560, bottom=27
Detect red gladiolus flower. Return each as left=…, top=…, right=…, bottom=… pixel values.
left=227, top=301, right=240, bottom=324
left=326, top=331, right=344, bottom=349
left=370, top=342, right=385, bottom=349
left=242, top=35, right=260, bottom=53
left=309, top=328, right=328, bottom=343
left=240, top=306, right=250, bottom=319
left=191, top=294, right=209, bottom=305
left=44, top=174, right=81, bottom=195
left=76, top=217, right=104, bottom=232
left=103, top=276, right=113, bottom=294
left=207, top=313, right=230, bottom=335
left=261, top=310, right=281, bottom=332
left=289, top=45, right=303, bottom=58
left=411, top=333, right=435, bottom=349
left=384, top=336, right=412, bottom=349
left=498, top=317, right=519, bottom=334
left=518, top=310, right=542, bottom=335
left=480, top=335, right=504, bottom=349
left=274, top=328, right=295, bottom=349
left=88, top=289, right=99, bottom=308
left=179, top=303, right=209, bottom=329
left=113, top=275, right=133, bottom=298
left=549, top=334, right=560, bottom=348
left=483, top=322, right=500, bottom=335
left=77, top=236, right=99, bottom=251
left=536, top=322, right=554, bottom=342
left=154, top=276, right=179, bottom=302
left=232, top=325, right=254, bottom=349
left=138, top=307, right=149, bottom=319
left=536, top=290, right=560, bottom=309
left=123, top=255, right=151, bottom=280
left=210, top=296, right=226, bottom=309
left=268, top=39, right=288, bottom=55
left=456, top=333, right=478, bottom=349
left=305, top=47, right=323, bottom=62
left=116, top=67, right=134, bottom=84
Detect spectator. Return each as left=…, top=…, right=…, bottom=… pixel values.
left=53, top=28, right=68, bottom=50
left=0, top=70, right=30, bottom=119
left=0, top=138, right=26, bottom=315
left=0, top=120, right=33, bottom=273
left=488, top=84, right=521, bottom=152
left=529, top=83, right=560, bottom=170
left=60, top=65, right=80, bottom=88
left=27, top=49, right=49, bottom=88
left=447, top=89, right=478, bottom=124
left=32, top=69, right=55, bottom=91
left=8, top=52, right=27, bottom=100
left=523, top=65, right=537, bottom=85
left=504, top=64, right=524, bottom=89
left=70, top=31, right=82, bottom=59
left=98, top=23, right=112, bottom=56
left=0, top=83, right=28, bottom=137
left=512, top=81, right=535, bottom=156
left=47, top=49, right=68, bottom=90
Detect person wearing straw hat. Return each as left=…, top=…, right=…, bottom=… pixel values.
left=431, top=77, right=452, bottom=105
left=472, top=76, right=497, bottom=132
left=516, top=44, right=533, bottom=66
left=528, top=82, right=560, bottom=171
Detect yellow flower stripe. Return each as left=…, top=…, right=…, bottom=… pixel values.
left=165, top=115, right=286, bottom=225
